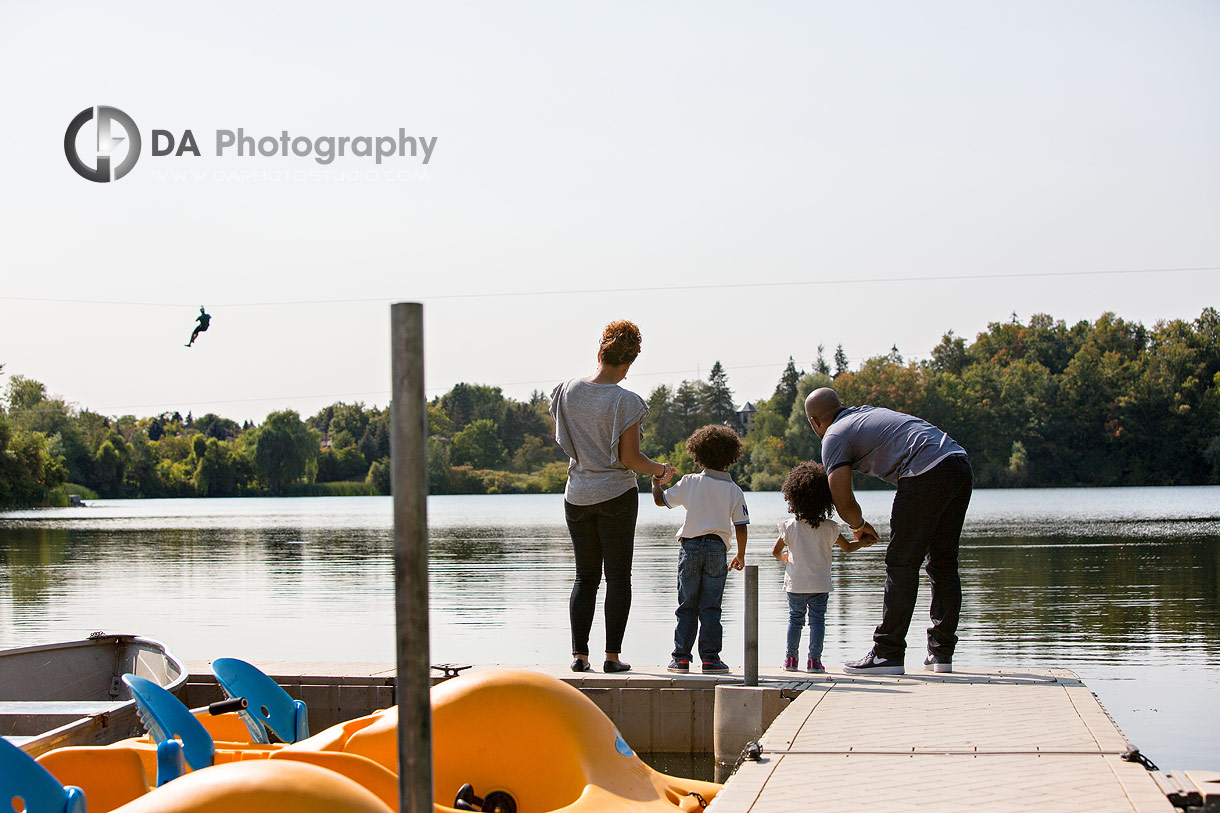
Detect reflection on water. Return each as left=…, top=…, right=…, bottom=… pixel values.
left=1, top=488, right=1218, bottom=770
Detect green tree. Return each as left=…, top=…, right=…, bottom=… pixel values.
left=194, top=413, right=241, bottom=440
left=5, top=375, right=47, bottom=411
left=642, top=385, right=683, bottom=455
left=778, top=372, right=830, bottom=468
left=92, top=436, right=129, bottom=497
left=193, top=437, right=247, bottom=497
left=930, top=331, right=968, bottom=375
left=704, top=361, right=736, bottom=426
left=0, top=416, right=66, bottom=508
left=450, top=419, right=506, bottom=469
left=509, top=435, right=564, bottom=473
left=252, top=410, right=319, bottom=495
left=367, top=457, right=391, bottom=495
left=439, top=383, right=507, bottom=431
left=772, top=358, right=801, bottom=418
left=672, top=380, right=710, bottom=439
left=317, top=443, right=369, bottom=482
left=833, top=344, right=850, bottom=377
left=427, top=437, right=452, bottom=492
left=814, top=345, right=830, bottom=377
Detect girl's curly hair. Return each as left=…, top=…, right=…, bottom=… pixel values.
left=598, top=320, right=642, bottom=367
left=686, top=424, right=743, bottom=471
left=781, top=461, right=835, bottom=528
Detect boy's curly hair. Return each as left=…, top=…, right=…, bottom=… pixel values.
left=686, top=424, right=743, bottom=471
left=782, top=461, right=835, bottom=528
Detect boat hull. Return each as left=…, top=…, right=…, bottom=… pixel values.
left=0, top=634, right=185, bottom=757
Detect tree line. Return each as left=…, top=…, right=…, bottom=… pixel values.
left=2, top=308, right=1218, bottom=508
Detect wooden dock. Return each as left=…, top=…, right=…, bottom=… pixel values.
left=708, top=667, right=1178, bottom=813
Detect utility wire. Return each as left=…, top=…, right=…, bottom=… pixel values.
left=0, top=265, right=1215, bottom=309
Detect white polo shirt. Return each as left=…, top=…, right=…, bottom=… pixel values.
left=661, top=469, right=750, bottom=550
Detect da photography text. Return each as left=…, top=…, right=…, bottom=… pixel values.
left=65, top=105, right=437, bottom=183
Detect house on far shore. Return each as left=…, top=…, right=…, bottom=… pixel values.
left=732, top=402, right=756, bottom=436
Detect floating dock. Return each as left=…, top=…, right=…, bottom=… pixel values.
left=709, top=667, right=1189, bottom=813
left=182, top=662, right=1216, bottom=812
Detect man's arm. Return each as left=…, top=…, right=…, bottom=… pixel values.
left=827, top=466, right=879, bottom=545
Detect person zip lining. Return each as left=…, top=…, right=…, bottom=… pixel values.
left=185, top=306, right=211, bottom=347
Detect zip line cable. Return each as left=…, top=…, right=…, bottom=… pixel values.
left=89, top=360, right=809, bottom=412
left=0, top=265, right=1216, bottom=310
left=92, top=315, right=1196, bottom=413
left=16, top=264, right=1215, bottom=414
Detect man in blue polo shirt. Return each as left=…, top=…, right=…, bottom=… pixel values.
left=804, top=387, right=973, bottom=675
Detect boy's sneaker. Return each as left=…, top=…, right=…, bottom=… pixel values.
left=843, top=650, right=905, bottom=675
left=701, top=660, right=731, bottom=674
left=807, top=658, right=826, bottom=673
left=783, top=656, right=799, bottom=672
left=924, top=653, right=953, bottom=673
left=667, top=658, right=690, bottom=673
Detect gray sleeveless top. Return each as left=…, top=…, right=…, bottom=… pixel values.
left=549, top=378, right=649, bottom=505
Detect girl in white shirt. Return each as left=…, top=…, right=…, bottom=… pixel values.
left=772, top=462, right=874, bottom=672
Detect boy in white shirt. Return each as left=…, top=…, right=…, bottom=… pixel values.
left=772, top=461, right=874, bottom=672
left=652, top=424, right=749, bottom=674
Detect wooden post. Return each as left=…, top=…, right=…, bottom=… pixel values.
left=744, top=564, right=758, bottom=687
left=390, top=303, right=432, bottom=812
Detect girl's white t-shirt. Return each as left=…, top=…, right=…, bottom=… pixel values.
left=778, top=517, right=843, bottom=594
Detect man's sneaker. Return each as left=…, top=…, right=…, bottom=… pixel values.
left=667, top=658, right=690, bottom=673
left=924, top=653, right=953, bottom=673
left=843, top=650, right=905, bottom=675
left=701, top=660, right=731, bottom=674
left=783, top=656, right=799, bottom=672
left=807, top=658, right=826, bottom=673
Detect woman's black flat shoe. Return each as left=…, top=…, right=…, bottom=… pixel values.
left=603, top=660, right=631, bottom=673
left=571, top=658, right=593, bottom=672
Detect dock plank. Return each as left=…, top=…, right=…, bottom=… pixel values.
left=710, top=669, right=1174, bottom=813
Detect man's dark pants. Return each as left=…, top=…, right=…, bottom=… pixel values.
left=873, top=454, right=973, bottom=662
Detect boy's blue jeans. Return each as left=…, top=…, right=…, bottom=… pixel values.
left=786, top=591, right=829, bottom=660
left=673, top=534, right=728, bottom=662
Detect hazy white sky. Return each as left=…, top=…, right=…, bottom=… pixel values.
left=1, top=1, right=1217, bottom=423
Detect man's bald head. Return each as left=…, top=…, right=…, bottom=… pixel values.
left=804, top=387, right=845, bottom=438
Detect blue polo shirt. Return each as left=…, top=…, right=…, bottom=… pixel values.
left=820, top=406, right=966, bottom=486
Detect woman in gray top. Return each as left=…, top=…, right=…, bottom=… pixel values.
left=551, top=320, right=675, bottom=673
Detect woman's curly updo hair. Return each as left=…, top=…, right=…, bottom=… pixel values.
left=782, top=461, right=835, bottom=528
left=599, top=320, right=642, bottom=367
left=686, top=424, right=743, bottom=472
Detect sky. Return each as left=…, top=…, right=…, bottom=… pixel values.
left=1, top=1, right=1218, bottom=424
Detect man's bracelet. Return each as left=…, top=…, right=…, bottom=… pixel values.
left=849, top=520, right=866, bottom=532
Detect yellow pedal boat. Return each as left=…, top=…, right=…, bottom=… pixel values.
left=30, top=668, right=720, bottom=812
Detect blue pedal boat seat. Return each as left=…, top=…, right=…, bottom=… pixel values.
left=0, top=736, right=86, bottom=813
left=121, top=674, right=214, bottom=786
left=211, top=658, right=309, bottom=744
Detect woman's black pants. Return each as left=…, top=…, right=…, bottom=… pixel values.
left=564, top=487, right=638, bottom=657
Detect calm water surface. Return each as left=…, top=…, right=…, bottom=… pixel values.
left=2, top=487, right=1217, bottom=770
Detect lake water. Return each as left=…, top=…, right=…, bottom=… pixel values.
left=2, top=487, right=1218, bottom=771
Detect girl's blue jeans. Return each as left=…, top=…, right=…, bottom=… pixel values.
left=786, top=591, right=828, bottom=660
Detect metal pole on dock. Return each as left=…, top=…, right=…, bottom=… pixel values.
left=744, top=564, right=758, bottom=687
left=390, top=302, right=432, bottom=813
